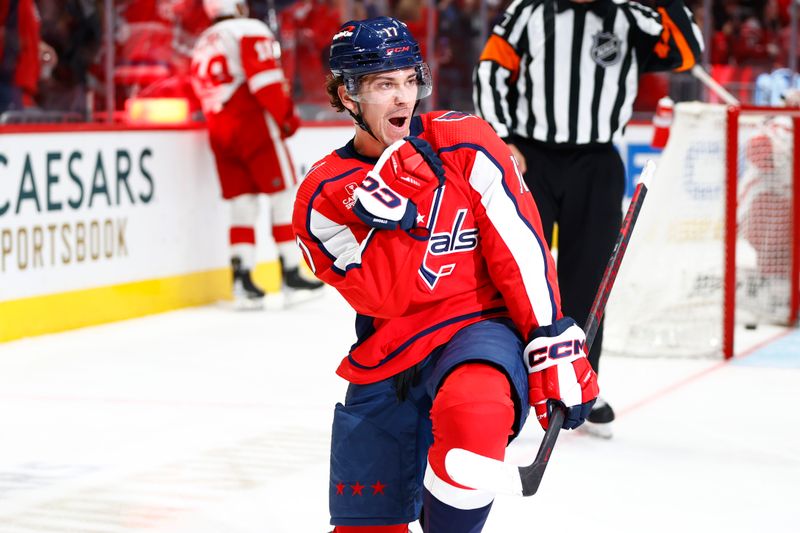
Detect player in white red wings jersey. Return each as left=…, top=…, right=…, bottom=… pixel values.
left=292, top=17, right=599, bottom=533
left=191, top=0, right=322, bottom=308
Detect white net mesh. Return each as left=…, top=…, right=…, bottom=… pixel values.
left=605, top=102, right=795, bottom=358
left=736, top=114, right=794, bottom=325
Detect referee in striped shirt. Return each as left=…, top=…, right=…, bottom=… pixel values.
left=474, top=0, right=702, bottom=437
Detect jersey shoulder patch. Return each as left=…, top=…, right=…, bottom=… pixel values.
left=421, top=110, right=498, bottom=152
left=308, top=150, right=367, bottom=178
left=431, top=110, right=477, bottom=122
left=298, top=152, right=368, bottom=215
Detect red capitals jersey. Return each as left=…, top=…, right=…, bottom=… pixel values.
left=293, top=111, right=562, bottom=384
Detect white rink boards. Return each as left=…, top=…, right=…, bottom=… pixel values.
left=0, top=289, right=798, bottom=533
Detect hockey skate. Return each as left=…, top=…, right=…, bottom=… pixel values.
left=580, top=397, right=615, bottom=439
left=231, top=257, right=266, bottom=310
left=281, top=258, right=325, bottom=307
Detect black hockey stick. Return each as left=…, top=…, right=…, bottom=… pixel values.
left=447, top=160, right=655, bottom=497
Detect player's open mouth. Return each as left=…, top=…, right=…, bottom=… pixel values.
left=388, top=116, right=408, bottom=128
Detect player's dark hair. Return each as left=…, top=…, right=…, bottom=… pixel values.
left=326, top=74, right=346, bottom=113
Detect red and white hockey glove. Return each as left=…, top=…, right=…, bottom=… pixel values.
left=524, top=317, right=599, bottom=430
left=374, top=136, right=445, bottom=199
left=353, top=137, right=445, bottom=231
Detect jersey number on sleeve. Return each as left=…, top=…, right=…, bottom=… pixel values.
left=193, top=55, right=234, bottom=88
left=254, top=39, right=273, bottom=62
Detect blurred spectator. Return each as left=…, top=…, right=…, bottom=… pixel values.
left=279, top=0, right=340, bottom=104
left=113, top=0, right=209, bottom=106
left=1, top=0, right=41, bottom=113
left=754, top=67, right=800, bottom=104
left=710, top=18, right=733, bottom=65
left=633, top=73, right=670, bottom=114
left=437, top=0, right=480, bottom=111
left=36, top=0, right=102, bottom=116
left=1, top=0, right=19, bottom=111
left=4, top=0, right=798, bottom=119
left=732, top=10, right=777, bottom=65
left=393, top=0, right=434, bottom=58
left=698, top=1, right=800, bottom=105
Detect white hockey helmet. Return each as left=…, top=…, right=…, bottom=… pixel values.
left=203, top=0, right=248, bottom=20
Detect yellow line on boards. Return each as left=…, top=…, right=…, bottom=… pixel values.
left=0, top=261, right=281, bottom=343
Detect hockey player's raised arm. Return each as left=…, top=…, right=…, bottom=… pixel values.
left=240, top=26, right=300, bottom=137
left=463, top=120, right=562, bottom=340
left=631, top=0, right=704, bottom=73
left=292, top=174, right=426, bottom=318
left=293, top=138, right=445, bottom=317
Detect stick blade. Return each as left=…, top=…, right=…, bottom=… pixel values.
left=445, top=448, right=523, bottom=496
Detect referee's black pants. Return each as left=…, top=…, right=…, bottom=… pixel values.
left=515, top=138, right=625, bottom=375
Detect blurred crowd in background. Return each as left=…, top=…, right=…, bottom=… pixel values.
left=1, top=0, right=798, bottom=124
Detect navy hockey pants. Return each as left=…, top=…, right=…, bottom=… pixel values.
left=328, top=318, right=529, bottom=530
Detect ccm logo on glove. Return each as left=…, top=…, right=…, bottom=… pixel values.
left=526, top=338, right=586, bottom=367
left=524, top=317, right=599, bottom=430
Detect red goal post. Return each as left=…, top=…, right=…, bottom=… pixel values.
left=604, top=102, right=800, bottom=360
left=724, top=105, right=800, bottom=357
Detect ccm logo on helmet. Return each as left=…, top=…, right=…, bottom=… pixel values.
left=527, top=339, right=585, bottom=367
left=386, top=46, right=411, bottom=56
left=333, top=26, right=355, bottom=40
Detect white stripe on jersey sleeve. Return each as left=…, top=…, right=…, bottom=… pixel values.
left=612, top=54, right=639, bottom=143
left=625, top=1, right=660, bottom=19
left=309, top=209, right=372, bottom=272
left=514, top=66, right=530, bottom=138
left=627, top=3, right=663, bottom=36
left=507, top=2, right=533, bottom=46
left=494, top=0, right=526, bottom=37
left=495, top=68, right=514, bottom=136
left=576, top=12, right=604, bottom=144
left=596, top=13, right=630, bottom=142
left=553, top=10, right=574, bottom=143
left=476, top=62, right=510, bottom=138
left=248, top=68, right=285, bottom=93
left=469, top=150, right=555, bottom=325
left=296, top=235, right=316, bottom=274
left=529, top=6, right=548, bottom=141
left=685, top=6, right=705, bottom=52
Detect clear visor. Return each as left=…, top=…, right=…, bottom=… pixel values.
left=345, top=63, right=433, bottom=104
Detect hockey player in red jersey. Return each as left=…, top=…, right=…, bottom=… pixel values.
left=190, top=0, right=323, bottom=308
left=292, top=17, right=599, bottom=532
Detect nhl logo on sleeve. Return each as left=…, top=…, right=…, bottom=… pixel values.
left=590, top=32, right=622, bottom=67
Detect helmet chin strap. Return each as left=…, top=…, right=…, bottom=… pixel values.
left=348, top=102, right=381, bottom=144
left=347, top=100, right=422, bottom=147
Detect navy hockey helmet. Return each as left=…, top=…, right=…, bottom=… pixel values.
left=329, top=17, right=432, bottom=102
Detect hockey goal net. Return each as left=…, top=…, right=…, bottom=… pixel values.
left=605, top=102, right=800, bottom=358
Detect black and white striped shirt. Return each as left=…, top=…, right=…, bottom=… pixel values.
left=474, top=0, right=703, bottom=145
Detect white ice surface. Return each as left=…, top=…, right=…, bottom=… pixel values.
left=0, top=288, right=798, bottom=533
